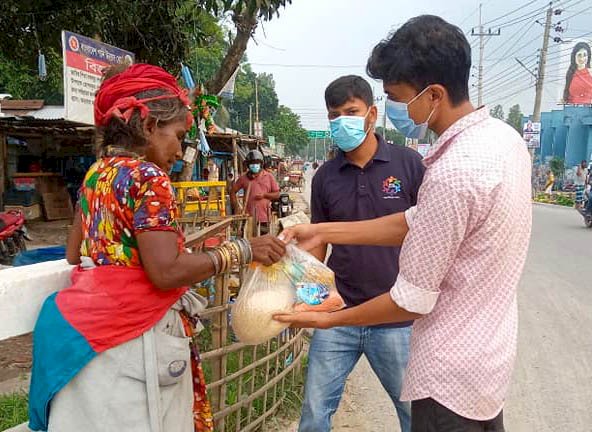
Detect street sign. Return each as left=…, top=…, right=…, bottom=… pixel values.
left=61, top=31, right=134, bottom=124
left=307, top=130, right=330, bottom=139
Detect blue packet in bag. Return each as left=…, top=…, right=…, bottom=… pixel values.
left=295, top=282, right=330, bottom=305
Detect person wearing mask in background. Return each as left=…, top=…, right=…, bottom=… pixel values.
left=575, top=160, right=588, bottom=209
left=231, top=150, right=280, bottom=234
left=297, top=75, right=424, bottom=432
left=277, top=15, right=532, bottom=432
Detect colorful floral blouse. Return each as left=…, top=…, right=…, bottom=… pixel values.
left=79, top=157, right=184, bottom=266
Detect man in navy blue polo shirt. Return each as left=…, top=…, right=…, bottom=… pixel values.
left=298, top=75, right=424, bottom=432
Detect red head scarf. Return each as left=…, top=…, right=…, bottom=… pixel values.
left=94, top=63, right=192, bottom=128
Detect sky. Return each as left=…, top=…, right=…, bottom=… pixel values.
left=246, top=0, right=592, bottom=130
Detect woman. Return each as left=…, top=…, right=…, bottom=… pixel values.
left=28, top=64, right=286, bottom=432
left=545, top=169, right=555, bottom=194
left=563, top=42, right=592, bottom=105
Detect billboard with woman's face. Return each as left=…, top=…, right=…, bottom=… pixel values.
left=562, top=40, right=592, bottom=105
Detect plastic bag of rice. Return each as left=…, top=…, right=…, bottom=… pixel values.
left=231, top=245, right=345, bottom=345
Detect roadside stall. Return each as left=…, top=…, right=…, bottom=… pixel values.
left=0, top=102, right=94, bottom=220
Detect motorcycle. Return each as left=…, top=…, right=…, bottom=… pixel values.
left=0, top=209, right=29, bottom=264
left=271, top=193, right=293, bottom=219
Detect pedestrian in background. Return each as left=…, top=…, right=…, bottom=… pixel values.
left=575, top=160, right=588, bottom=208
left=545, top=169, right=555, bottom=194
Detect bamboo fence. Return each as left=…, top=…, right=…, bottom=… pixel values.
left=184, top=218, right=305, bottom=431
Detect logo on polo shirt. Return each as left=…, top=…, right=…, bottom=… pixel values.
left=382, top=176, right=402, bottom=199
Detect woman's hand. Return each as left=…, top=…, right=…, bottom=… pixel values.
left=250, top=235, right=286, bottom=265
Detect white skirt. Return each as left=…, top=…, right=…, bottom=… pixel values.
left=48, top=291, right=206, bottom=432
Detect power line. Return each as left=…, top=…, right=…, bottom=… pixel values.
left=487, top=83, right=536, bottom=105
left=559, top=4, right=592, bottom=22
left=494, top=4, right=548, bottom=29
left=475, top=57, right=541, bottom=97
left=460, top=5, right=481, bottom=30
left=480, top=68, right=537, bottom=98
left=485, top=21, right=537, bottom=60
left=485, top=31, right=545, bottom=74
left=483, top=57, right=538, bottom=86
left=251, top=62, right=366, bottom=69
left=482, top=0, right=545, bottom=26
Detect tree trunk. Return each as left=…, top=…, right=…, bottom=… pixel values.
left=205, top=11, right=258, bottom=95
left=180, top=11, right=258, bottom=183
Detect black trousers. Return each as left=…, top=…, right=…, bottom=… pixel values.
left=412, top=398, right=505, bottom=432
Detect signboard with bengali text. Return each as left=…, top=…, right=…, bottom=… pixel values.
left=62, top=31, right=134, bottom=124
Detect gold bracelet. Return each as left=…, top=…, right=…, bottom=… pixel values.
left=218, top=245, right=231, bottom=273
left=228, top=241, right=241, bottom=269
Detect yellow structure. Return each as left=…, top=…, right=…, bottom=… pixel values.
left=172, top=181, right=227, bottom=218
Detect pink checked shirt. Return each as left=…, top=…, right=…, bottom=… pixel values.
left=391, top=108, right=532, bottom=420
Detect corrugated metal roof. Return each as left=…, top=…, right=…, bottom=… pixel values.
left=29, top=106, right=65, bottom=120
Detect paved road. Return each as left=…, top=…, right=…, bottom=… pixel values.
left=505, top=204, right=592, bottom=431
left=302, top=170, right=592, bottom=431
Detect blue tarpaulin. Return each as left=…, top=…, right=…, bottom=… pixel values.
left=13, top=246, right=66, bottom=267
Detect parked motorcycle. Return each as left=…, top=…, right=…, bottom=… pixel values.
left=0, top=209, right=29, bottom=264
left=271, top=193, right=293, bottom=219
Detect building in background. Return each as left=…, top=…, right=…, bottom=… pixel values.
left=528, top=106, right=592, bottom=167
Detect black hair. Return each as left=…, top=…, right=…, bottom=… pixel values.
left=325, top=75, right=374, bottom=109
left=366, top=15, right=471, bottom=106
left=563, top=42, right=591, bottom=103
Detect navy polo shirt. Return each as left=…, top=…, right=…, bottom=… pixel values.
left=311, top=134, right=425, bottom=327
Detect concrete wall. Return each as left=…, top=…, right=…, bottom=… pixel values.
left=533, top=106, right=592, bottom=167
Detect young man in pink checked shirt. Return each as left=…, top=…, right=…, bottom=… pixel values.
left=276, top=15, right=532, bottom=432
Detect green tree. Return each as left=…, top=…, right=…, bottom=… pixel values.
left=490, top=104, right=505, bottom=121
left=0, top=49, right=63, bottom=104
left=376, top=127, right=406, bottom=146
left=549, top=157, right=565, bottom=178
left=228, top=65, right=279, bottom=133
left=0, top=0, right=292, bottom=100
left=506, top=104, right=523, bottom=134
left=263, top=105, right=309, bottom=155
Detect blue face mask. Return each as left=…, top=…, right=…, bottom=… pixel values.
left=386, top=87, right=435, bottom=140
left=249, top=163, right=261, bottom=174
left=329, top=108, right=372, bottom=153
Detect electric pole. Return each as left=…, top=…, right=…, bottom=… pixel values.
left=249, top=104, right=253, bottom=135
left=532, top=3, right=553, bottom=124
left=255, top=78, right=259, bottom=123
left=472, top=4, right=501, bottom=106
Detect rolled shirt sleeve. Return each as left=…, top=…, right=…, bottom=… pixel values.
left=390, top=178, right=470, bottom=314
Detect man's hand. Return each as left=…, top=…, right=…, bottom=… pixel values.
left=273, top=311, right=334, bottom=329
left=251, top=235, right=286, bottom=265
left=280, top=223, right=324, bottom=251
